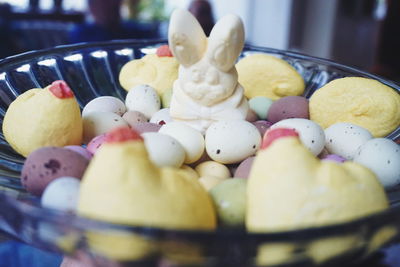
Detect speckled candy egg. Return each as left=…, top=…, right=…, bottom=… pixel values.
left=125, top=84, right=160, bottom=118
left=150, top=108, right=173, bottom=125
left=325, top=122, right=373, bottom=160
left=270, top=118, right=325, bottom=156
left=205, top=120, right=261, bottom=164
left=41, top=176, right=80, bottom=212
left=159, top=121, right=204, bottom=164
left=321, top=154, right=346, bottom=163
left=246, top=109, right=258, bottom=122
left=64, top=145, right=92, bottom=160
left=142, top=132, right=185, bottom=168
left=82, top=96, right=126, bottom=117
left=267, top=96, right=309, bottom=123
left=248, top=96, right=274, bottom=120
left=131, top=122, right=161, bottom=134
left=87, top=134, right=107, bottom=154
left=21, top=147, right=89, bottom=196
left=82, top=111, right=128, bottom=144
left=195, top=161, right=231, bottom=179
left=234, top=156, right=255, bottom=179
left=252, top=120, right=272, bottom=136
left=122, top=110, right=148, bottom=127
left=209, top=178, right=247, bottom=227
left=353, top=138, right=400, bottom=189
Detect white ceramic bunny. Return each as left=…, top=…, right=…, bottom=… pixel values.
left=168, top=9, right=249, bottom=133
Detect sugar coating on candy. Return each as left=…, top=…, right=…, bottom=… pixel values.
left=49, top=80, right=74, bottom=98
left=156, top=45, right=173, bottom=57
left=261, top=128, right=299, bottom=149
left=104, top=127, right=143, bottom=144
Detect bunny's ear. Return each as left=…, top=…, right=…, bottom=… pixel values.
left=207, top=14, right=245, bottom=72
left=168, top=9, right=207, bottom=67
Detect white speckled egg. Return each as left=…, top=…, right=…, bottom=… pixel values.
left=150, top=108, right=173, bottom=125
left=41, top=177, right=80, bottom=212
left=205, top=120, right=261, bottom=164
left=125, top=84, right=160, bottom=118
left=271, top=118, right=325, bottom=156
left=83, top=111, right=128, bottom=144
left=325, top=122, right=373, bottom=160
left=195, top=161, right=231, bottom=179
left=82, top=96, right=126, bottom=117
left=353, top=138, right=400, bottom=189
left=159, top=121, right=204, bottom=164
left=142, top=132, right=185, bottom=168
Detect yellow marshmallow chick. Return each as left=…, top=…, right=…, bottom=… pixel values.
left=3, top=81, right=82, bottom=157
left=119, top=53, right=179, bottom=95
left=247, top=128, right=389, bottom=265
left=78, top=127, right=216, bottom=261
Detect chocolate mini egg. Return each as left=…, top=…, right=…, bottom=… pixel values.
left=210, top=178, right=247, bottom=227
left=87, top=134, right=107, bottom=154
left=270, top=118, right=325, bottom=156
left=325, top=122, right=373, bottom=160
left=159, top=121, right=205, bottom=164
left=41, top=176, right=80, bottom=212
left=353, top=138, right=400, bottom=189
left=125, top=84, right=161, bottom=118
left=195, top=161, right=231, bottom=179
left=321, top=154, right=346, bottom=163
left=64, top=145, right=92, bottom=160
left=234, top=156, right=255, bottom=179
left=205, top=120, right=261, bottom=164
left=82, top=96, right=126, bottom=117
left=21, top=147, right=89, bottom=196
left=150, top=108, right=173, bottom=125
left=248, top=96, right=274, bottom=120
left=122, top=110, right=148, bottom=127
left=252, top=120, right=272, bottom=136
left=142, top=132, right=185, bottom=168
left=246, top=109, right=259, bottom=122
left=267, top=96, right=309, bottom=123
left=82, top=111, right=128, bottom=144
left=131, top=122, right=161, bottom=134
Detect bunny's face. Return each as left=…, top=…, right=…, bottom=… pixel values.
left=168, top=9, right=245, bottom=107
left=179, top=59, right=238, bottom=106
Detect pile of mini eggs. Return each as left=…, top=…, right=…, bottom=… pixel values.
left=21, top=82, right=400, bottom=227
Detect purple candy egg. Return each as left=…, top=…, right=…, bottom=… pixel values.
left=322, top=154, right=346, bottom=163
left=21, top=147, right=89, bottom=196
left=131, top=122, right=161, bottom=134
left=64, top=145, right=92, bottom=160
left=246, top=109, right=259, bottom=122
left=234, top=156, right=255, bottom=179
left=252, top=120, right=272, bottom=137
left=87, top=134, right=107, bottom=154
left=267, top=96, right=309, bottom=124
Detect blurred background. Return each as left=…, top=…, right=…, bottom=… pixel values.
left=0, top=0, right=398, bottom=81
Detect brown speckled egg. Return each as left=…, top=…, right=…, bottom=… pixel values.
left=267, top=96, right=309, bottom=124
left=21, top=147, right=89, bottom=196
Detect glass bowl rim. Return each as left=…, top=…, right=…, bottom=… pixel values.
left=0, top=39, right=399, bottom=243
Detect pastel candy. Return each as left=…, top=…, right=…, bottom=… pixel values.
left=267, top=96, right=309, bottom=124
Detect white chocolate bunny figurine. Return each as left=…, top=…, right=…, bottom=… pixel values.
left=168, top=9, right=249, bottom=134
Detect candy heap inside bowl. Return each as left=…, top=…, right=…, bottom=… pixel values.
left=2, top=8, right=400, bottom=264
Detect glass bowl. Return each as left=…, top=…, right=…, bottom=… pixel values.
left=0, top=40, right=400, bottom=267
